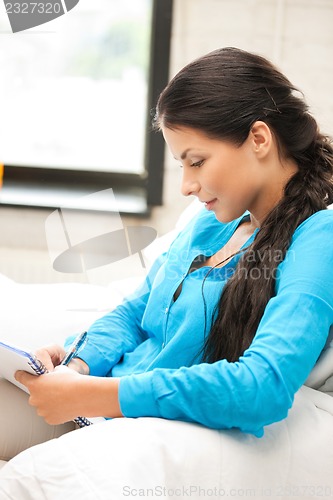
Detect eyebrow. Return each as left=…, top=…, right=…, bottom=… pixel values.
left=180, top=148, right=192, bottom=160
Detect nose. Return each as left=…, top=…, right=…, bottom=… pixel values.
left=180, top=170, right=200, bottom=197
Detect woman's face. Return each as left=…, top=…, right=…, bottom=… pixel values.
left=163, top=125, right=272, bottom=225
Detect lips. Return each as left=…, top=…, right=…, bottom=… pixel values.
left=203, top=199, right=217, bottom=210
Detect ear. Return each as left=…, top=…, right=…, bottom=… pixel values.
left=249, top=121, right=273, bottom=158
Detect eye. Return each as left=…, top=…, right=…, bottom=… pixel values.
left=190, top=160, right=204, bottom=168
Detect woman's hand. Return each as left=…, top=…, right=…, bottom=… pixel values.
left=15, top=366, right=83, bottom=424
left=34, top=344, right=66, bottom=371
left=34, top=345, right=90, bottom=375
left=14, top=367, right=122, bottom=425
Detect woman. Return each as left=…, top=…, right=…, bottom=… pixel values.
left=1, top=47, right=333, bottom=496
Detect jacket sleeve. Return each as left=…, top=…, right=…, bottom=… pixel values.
left=64, top=252, right=167, bottom=377
left=118, top=213, right=333, bottom=436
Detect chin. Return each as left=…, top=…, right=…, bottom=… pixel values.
left=214, top=214, right=234, bottom=224
left=213, top=207, right=232, bottom=222
left=214, top=209, right=244, bottom=224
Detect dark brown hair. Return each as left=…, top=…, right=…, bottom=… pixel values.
left=154, top=47, right=333, bottom=362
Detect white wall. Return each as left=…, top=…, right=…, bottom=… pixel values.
left=170, top=0, right=333, bottom=132
left=154, top=0, right=333, bottom=232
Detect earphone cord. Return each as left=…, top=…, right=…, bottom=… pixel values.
left=201, top=248, right=245, bottom=343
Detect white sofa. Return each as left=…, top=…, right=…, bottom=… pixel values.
left=0, top=204, right=333, bottom=499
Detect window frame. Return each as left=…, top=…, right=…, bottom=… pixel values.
left=1, top=0, right=173, bottom=215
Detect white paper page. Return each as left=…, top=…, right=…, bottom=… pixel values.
left=0, top=341, right=41, bottom=393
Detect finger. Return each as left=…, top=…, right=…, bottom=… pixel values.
left=34, top=345, right=66, bottom=371
left=34, top=348, right=56, bottom=371
left=15, top=370, right=36, bottom=388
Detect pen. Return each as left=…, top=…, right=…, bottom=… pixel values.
left=58, top=331, right=92, bottom=428
left=61, top=331, right=87, bottom=366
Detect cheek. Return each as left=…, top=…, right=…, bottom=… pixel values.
left=229, top=157, right=262, bottom=192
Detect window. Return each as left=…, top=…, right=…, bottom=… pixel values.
left=0, top=0, right=173, bottom=214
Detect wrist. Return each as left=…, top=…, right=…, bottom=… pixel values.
left=79, top=376, right=122, bottom=419
left=67, top=357, right=90, bottom=375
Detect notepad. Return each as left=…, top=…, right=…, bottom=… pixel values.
left=0, top=340, right=92, bottom=428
